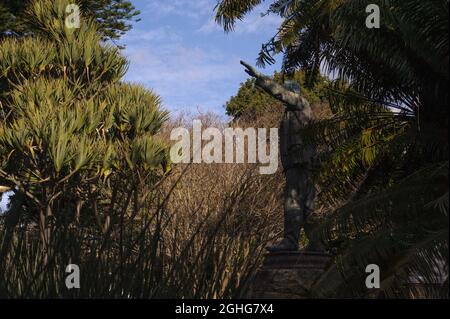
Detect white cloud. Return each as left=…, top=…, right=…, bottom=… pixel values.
left=122, top=0, right=283, bottom=114
left=124, top=42, right=242, bottom=112
left=197, top=18, right=221, bottom=34
left=124, top=27, right=182, bottom=43
left=145, top=0, right=214, bottom=20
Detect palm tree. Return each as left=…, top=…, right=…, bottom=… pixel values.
left=215, top=0, right=449, bottom=298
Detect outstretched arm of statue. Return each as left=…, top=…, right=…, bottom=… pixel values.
left=240, top=60, right=304, bottom=111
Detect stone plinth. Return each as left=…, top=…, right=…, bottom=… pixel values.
left=246, top=251, right=331, bottom=299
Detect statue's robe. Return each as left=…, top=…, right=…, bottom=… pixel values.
left=280, top=102, right=316, bottom=224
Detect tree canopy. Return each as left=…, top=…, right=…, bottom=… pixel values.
left=0, top=0, right=140, bottom=41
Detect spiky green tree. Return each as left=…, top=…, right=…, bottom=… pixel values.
left=0, top=0, right=140, bottom=41
left=216, top=0, right=448, bottom=298
left=0, top=0, right=167, bottom=296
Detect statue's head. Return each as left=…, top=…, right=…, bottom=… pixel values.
left=283, top=80, right=301, bottom=94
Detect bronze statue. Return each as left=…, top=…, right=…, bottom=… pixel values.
left=240, top=61, right=324, bottom=252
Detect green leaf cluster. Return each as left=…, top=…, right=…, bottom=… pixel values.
left=0, top=0, right=168, bottom=222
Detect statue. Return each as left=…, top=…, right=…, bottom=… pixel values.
left=240, top=61, right=324, bottom=252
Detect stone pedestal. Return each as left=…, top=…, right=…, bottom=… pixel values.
left=246, top=251, right=331, bottom=299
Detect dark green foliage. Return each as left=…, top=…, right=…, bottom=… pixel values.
left=0, top=0, right=140, bottom=41
left=79, top=0, right=141, bottom=41
left=0, top=1, right=28, bottom=37
left=225, top=78, right=281, bottom=118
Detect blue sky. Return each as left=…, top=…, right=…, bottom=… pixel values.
left=0, top=191, right=13, bottom=214
left=121, top=0, right=282, bottom=117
